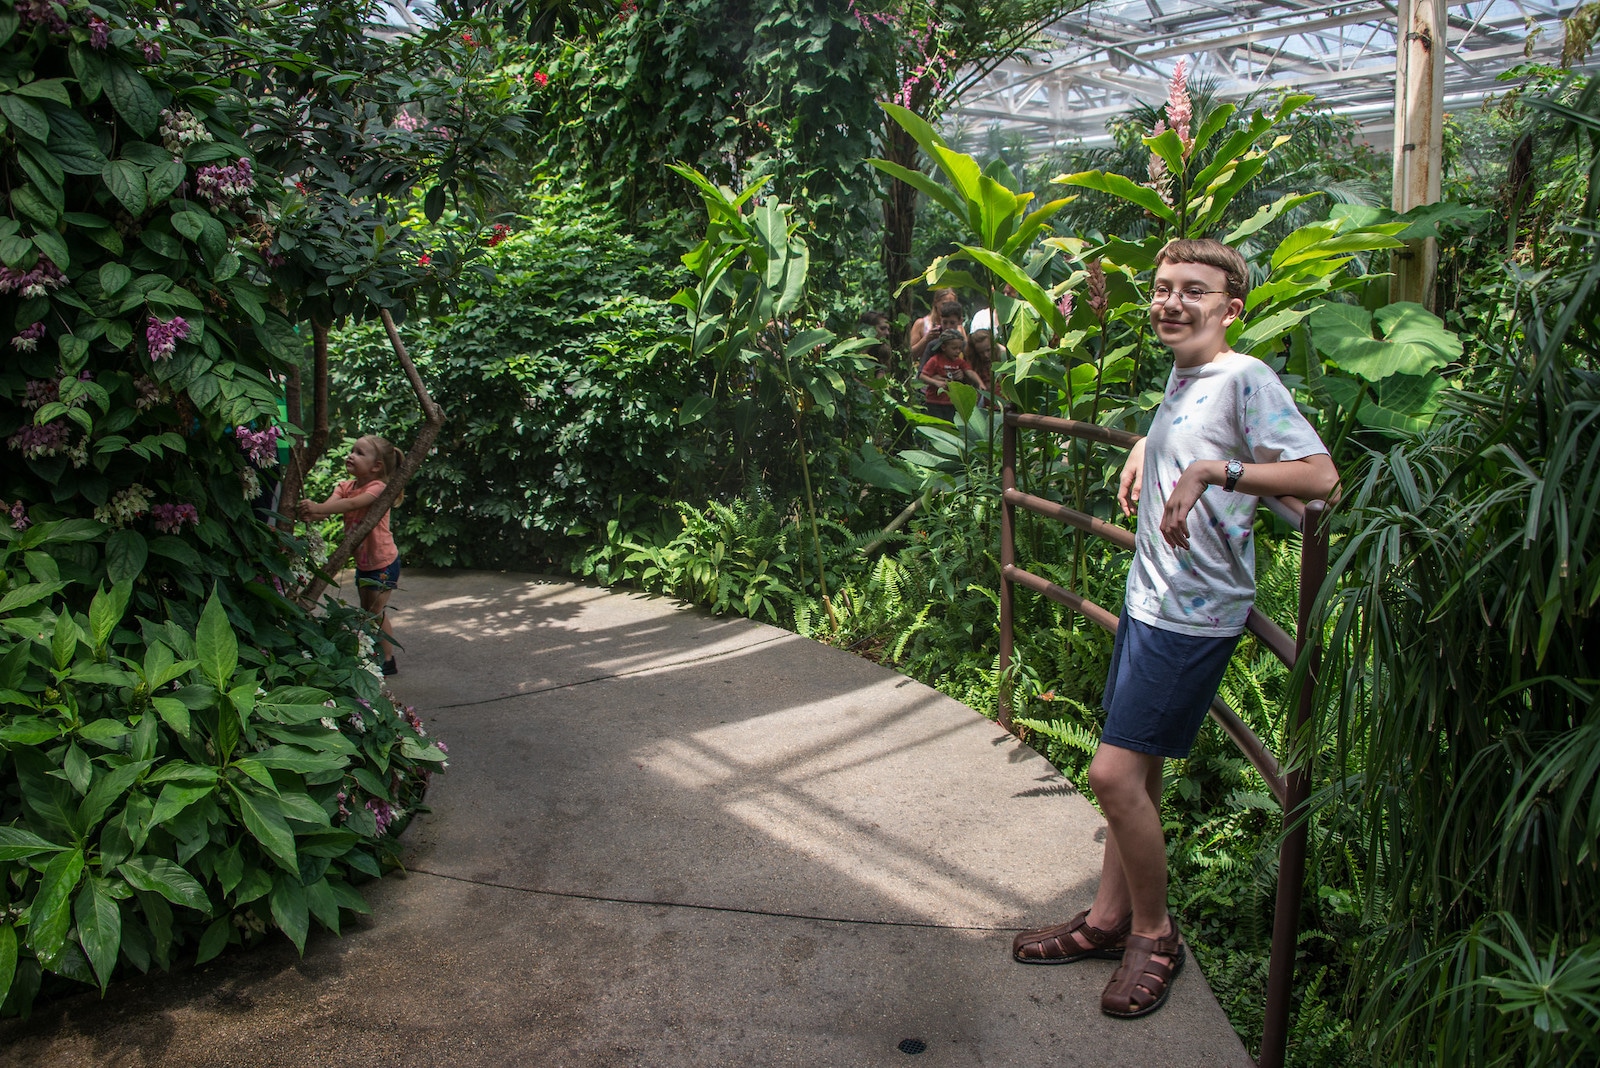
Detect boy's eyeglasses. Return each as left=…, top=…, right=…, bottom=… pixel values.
left=1150, top=285, right=1228, bottom=305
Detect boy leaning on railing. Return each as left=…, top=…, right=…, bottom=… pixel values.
left=1011, top=239, right=1341, bottom=1020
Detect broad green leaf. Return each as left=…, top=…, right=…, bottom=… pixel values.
left=99, top=262, right=132, bottom=297
left=30, top=227, right=69, bottom=271
left=1311, top=301, right=1460, bottom=382
left=105, top=528, right=146, bottom=583
left=1225, top=193, right=1325, bottom=244
left=195, top=587, right=238, bottom=689
left=677, top=394, right=714, bottom=427
left=0, top=826, right=69, bottom=862
left=948, top=381, right=979, bottom=424
left=304, top=877, right=340, bottom=934
left=28, top=847, right=84, bottom=962
left=1231, top=307, right=1314, bottom=357
left=867, top=157, right=965, bottom=222
left=88, top=579, right=133, bottom=651
left=146, top=161, right=186, bottom=204
left=102, top=159, right=147, bottom=216
left=1054, top=170, right=1175, bottom=224
left=0, top=94, right=48, bottom=141
left=149, top=782, right=214, bottom=826
left=13, top=78, right=72, bottom=106
left=151, top=696, right=192, bottom=736
left=77, top=718, right=132, bottom=747
left=118, top=856, right=210, bottom=911
left=195, top=917, right=231, bottom=964
left=77, top=758, right=151, bottom=830
left=958, top=245, right=1068, bottom=337
left=233, top=787, right=298, bottom=873
left=1143, top=127, right=1186, bottom=182
left=269, top=876, right=310, bottom=953
left=75, top=879, right=121, bottom=990
left=103, top=60, right=160, bottom=137
left=0, top=924, right=15, bottom=1009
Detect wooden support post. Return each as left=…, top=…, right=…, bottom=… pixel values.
left=1391, top=0, right=1446, bottom=309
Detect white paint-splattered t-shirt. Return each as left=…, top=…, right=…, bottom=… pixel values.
left=1125, top=353, right=1327, bottom=637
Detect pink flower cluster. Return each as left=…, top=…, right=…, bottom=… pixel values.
left=235, top=424, right=281, bottom=468
left=150, top=502, right=199, bottom=534
left=16, top=0, right=68, bottom=33
left=1147, top=120, right=1173, bottom=206
left=391, top=110, right=422, bottom=133
left=140, top=39, right=162, bottom=63
left=146, top=315, right=190, bottom=360
left=0, top=258, right=67, bottom=299
left=89, top=15, right=109, bottom=49
left=1056, top=292, right=1073, bottom=320
left=8, top=501, right=29, bottom=531
left=12, top=322, right=45, bottom=352
left=532, top=71, right=548, bottom=88
left=22, top=378, right=58, bottom=409
left=8, top=421, right=70, bottom=459
left=367, top=798, right=396, bottom=836
left=1167, top=60, right=1194, bottom=156
left=195, top=157, right=254, bottom=208
left=1087, top=260, right=1108, bottom=317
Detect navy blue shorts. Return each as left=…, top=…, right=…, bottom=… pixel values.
left=355, top=557, right=401, bottom=592
left=1101, top=613, right=1240, bottom=759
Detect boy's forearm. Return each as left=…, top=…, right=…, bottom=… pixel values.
left=1188, top=454, right=1340, bottom=502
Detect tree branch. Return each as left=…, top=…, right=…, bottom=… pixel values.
left=279, top=318, right=331, bottom=529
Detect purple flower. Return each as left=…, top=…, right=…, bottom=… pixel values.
left=0, top=258, right=67, bottom=299
left=367, top=798, right=396, bottom=836
left=22, top=377, right=58, bottom=409
left=195, top=158, right=255, bottom=209
left=146, top=316, right=190, bottom=361
left=8, top=501, right=30, bottom=531
left=89, top=15, right=109, bottom=49
left=235, top=425, right=282, bottom=468
left=16, top=0, right=68, bottom=33
left=140, top=39, right=162, bottom=62
left=7, top=421, right=71, bottom=459
left=150, top=502, right=199, bottom=534
left=12, top=322, right=46, bottom=353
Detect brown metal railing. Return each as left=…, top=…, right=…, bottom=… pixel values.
left=997, top=409, right=1329, bottom=1068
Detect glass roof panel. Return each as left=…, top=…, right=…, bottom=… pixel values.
left=949, top=2, right=1595, bottom=147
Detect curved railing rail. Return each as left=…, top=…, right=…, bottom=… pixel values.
left=996, top=409, right=1328, bottom=1068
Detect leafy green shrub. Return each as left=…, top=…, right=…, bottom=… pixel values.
left=0, top=2, right=445, bottom=1015
left=326, top=197, right=697, bottom=568
left=0, top=523, right=443, bottom=1015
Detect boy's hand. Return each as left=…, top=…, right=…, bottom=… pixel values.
left=1161, top=461, right=1217, bottom=550
left=1118, top=439, right=1146, bottom=518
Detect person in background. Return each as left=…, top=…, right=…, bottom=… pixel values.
left=966, top=328, right=1005, bottom=407
left=907, top=288, right=966, bottom=357
left=859, top=310, right=894, bottom=376
left=300, top=435, right=405, bottom=676
left=918, top=328, right=985, bottom=422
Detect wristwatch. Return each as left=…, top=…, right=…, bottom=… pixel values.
left=1223, top=458, right=1245, bottom=492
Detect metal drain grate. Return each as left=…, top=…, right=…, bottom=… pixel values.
left=898, top=1038, right=928, bottom=1055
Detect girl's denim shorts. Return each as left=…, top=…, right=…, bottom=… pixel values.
left=355, top=557, right=401, bottom=592
left=1101, top=613, right=1240, bottom=759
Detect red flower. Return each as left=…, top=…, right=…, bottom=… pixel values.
left=532, top=71, right=549, bottom=88
left=461, top=32, right=476, bottom=47
left=487, top=223, right=511, bottom=247
left=417, top=254, right=432, bottom=266
left=295, top=181, right=308, bottom=193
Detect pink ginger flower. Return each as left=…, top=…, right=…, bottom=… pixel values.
left=1087, top=260, right=1108, bottom=317
left=1056, top=292, right=1074, bottom=320
left=1167, top=60, right=1194, bottom=156
left=1147, top=120, right=1174, bottom=207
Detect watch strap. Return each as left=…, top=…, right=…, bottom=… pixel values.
left=1223, top=459, right=1244, bottom=492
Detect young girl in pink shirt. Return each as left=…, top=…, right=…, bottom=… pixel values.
left=300, top=435, right=404, bottom=676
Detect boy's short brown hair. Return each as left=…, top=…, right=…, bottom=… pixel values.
left=1154, top=238, right=1249, bottom=301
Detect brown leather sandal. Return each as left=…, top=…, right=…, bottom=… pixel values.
left=1100, top=915, right=1186, bottom=1018
left=1012, top=909, right=1130, bottom=964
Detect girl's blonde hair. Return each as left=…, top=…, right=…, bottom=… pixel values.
left=359, top=434, right=406, bottom=506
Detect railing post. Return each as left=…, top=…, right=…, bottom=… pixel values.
left=997, top=411, right=1017, bottom=730
left=1259, top=499, right=1329, bottom=1068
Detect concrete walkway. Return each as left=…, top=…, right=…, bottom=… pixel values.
left=1, top=571, right=1251, bottom=1067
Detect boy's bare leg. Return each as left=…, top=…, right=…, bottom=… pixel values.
left=1087, top=743, right=1174, bottom=942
